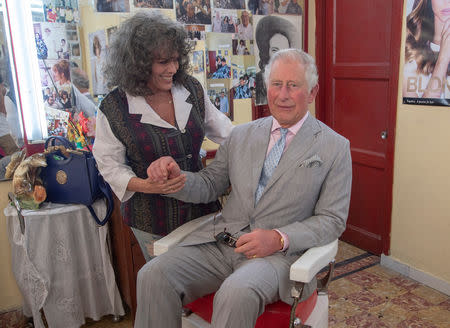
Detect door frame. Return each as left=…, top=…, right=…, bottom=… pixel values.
left=314, top=0, right=403, bottom=255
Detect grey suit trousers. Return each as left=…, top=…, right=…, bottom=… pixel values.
left=134, top=242, right=287, bottom=328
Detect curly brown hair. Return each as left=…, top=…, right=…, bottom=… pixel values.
left=103, top=11, right=192, bottom=96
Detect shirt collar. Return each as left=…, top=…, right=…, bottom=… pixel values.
left=271, top=111, right=309, bottom=135
left=125, top=84, right=192, bottom=129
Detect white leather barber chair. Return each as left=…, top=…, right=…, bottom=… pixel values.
left=154, top=213, right=337, bottom=328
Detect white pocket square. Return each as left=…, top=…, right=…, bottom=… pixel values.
left=299, top=155, right=323, bottom=168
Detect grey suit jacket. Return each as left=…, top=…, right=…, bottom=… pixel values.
left=171, top=114, right=352, bottom=303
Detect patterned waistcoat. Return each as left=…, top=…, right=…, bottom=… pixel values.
left=99, top=76, right=220, bottom=235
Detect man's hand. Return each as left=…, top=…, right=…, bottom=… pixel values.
left=235, top=229, right=283, bottom=259
left=147, top=156, right=181, bottom=183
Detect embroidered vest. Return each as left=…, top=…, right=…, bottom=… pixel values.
left=99, top=76, right=220, bottom=235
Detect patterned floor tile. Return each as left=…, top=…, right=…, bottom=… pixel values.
left=416, top=306, right=450, bottom=327
left=346, top=289, right=386, bottom=310
left=344, top=270, right=384, bottom=288
left=335, top=240, right=366, bottom=262
left=329, top=277, right=363, bottom=297
left=390, top=291, right=433, bottom=312
left=439, top=298, right=450, bottom=311
left=372, top=304, right=410, bottom=327
left=410, top=284, right=449, bottom=305
left=389, top=275, right=420, bottom=291
left=343, top=312, right=390, bottom=327
left=365, top=263, right=400, bottom=280
left=368, top=279, right=406, bottom=299
left=328, top=295, right=362, bottom=323
left=396, top=315, right=439, bottom=328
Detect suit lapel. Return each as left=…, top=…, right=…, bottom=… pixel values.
left=259, top=115, right=321, bottom=201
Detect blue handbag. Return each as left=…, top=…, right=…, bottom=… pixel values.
left=40, top=136, right=113, bottom=226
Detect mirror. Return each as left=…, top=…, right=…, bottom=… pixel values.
left=0, top=1, right=25, bottom=180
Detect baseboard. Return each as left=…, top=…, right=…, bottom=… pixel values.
left=381, top=255, right=450, bottom=296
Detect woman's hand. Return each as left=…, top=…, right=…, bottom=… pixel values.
left=127, top=173, right=186, bottom=195
left=142, top=174, right=186, bottom=194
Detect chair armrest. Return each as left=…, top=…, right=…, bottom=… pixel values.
left=153, top=212, right=218, bottom=256
left=289, top=239, right=338, bottom=283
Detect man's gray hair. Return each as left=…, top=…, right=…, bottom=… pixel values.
left=263, top=48, right=318, bottom=92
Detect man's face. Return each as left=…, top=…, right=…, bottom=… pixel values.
left=267, top=59, right=318, bottom=128
left=239, top=78, right=245, bottom=86
left=241, top=12, right=249, bottom=27
left=221, top=92, right=225, bottom=98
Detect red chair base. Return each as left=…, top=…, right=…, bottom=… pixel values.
left=185, top=290, right=318, bottom=327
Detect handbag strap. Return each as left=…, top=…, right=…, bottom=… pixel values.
left=45, top=136, right=76, bottom=150
left=87, top=176, right=114, bottom=226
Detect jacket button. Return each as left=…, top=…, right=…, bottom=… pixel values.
left=181, top=128, right=186, bottom=133
left=186, top=154, right=192, bottom=159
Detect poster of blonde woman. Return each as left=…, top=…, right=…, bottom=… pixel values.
left=403, top=0, right=450, bottom=106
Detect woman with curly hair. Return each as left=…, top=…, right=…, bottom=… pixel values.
left=403, top=0, right=450, bottom=99
left=93, top=12, right=232, bottom=262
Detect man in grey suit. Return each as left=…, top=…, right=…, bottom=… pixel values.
left=136, top=48, right=352, bottom=328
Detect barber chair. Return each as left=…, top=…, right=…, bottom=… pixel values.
left=154, top=213, right=337, bottom=328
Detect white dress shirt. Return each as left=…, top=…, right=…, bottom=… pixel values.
left=93, top=84, right=233, bottom=202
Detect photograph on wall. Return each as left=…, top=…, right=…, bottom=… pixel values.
left=230, top=55, right=255, bottom=99
left=247, top=0, right=304, bottom=15
left=402, top=0, right=450, bottom=106
left=232, top=39, right=253, bottom=55
left=192, top=50, right=205, bottom=73
left=253, top=14, right=302, bottom=105
left=207, top=79, right=232, bottom=119
left=213, top=0, right=245, bottom=10
left=133, top=0, right=174, bottom=9
left=211, top=9, right=239, bottom=33
left=34, top=22, right=70, bottom=60
left=186, top=24, right=207, bottom=41
left=175, top=0, right=212, bottom=25
left=89, top=30, right=109, bottom=96
left=94, top=0, right=130, bottom=12
left=235, top=10, right=253, bottom=40
left=45, top=106, right=70, bottom=138
left=66, top=23, right=80, bottom=59
left=106, top=26, right=118, bottom=45
left=39, top=59, right=73, bottom=110
left=207, top=51, right=232, bottom=79
left=43, top=0, right=80, bottom=23
left=206, top=32, right=232, bottom=79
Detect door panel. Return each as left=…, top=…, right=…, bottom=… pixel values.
left=317, top=0, right=402, bottom=254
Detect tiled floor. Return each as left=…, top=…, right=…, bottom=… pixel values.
left=7, top=241, right=449, bottom=327
left=327, top=242, right=450, bottom=327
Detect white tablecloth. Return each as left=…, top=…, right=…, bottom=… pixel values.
left=5, top=200, right=125, bottom=328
